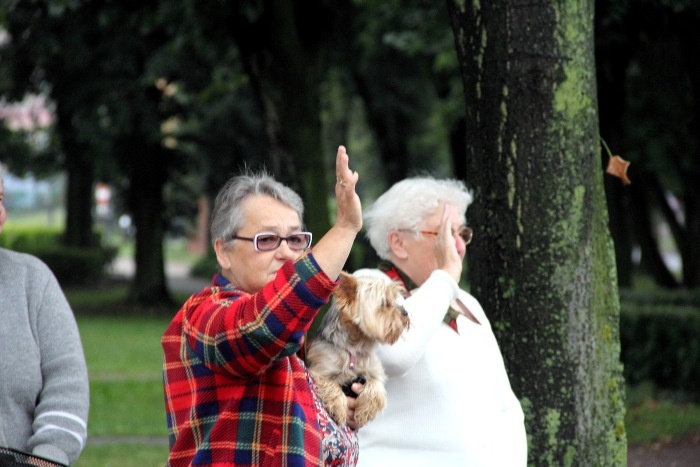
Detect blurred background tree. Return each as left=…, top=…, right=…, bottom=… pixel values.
left=2, top=0, right=700, bottom=463
left=0, top=0, right=464, bottom=300
left=596, top=0, right=700, bottom=289
left=2, top=1, right=697, bottom=298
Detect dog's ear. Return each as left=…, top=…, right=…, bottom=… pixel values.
left=335, top=271, right=358, bottom=301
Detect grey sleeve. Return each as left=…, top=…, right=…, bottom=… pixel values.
left=28, top=268, right=89, bottom=466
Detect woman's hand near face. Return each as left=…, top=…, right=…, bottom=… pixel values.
left=311, top=145, right=362, bottom=280
left=435, top=204, right=463, bottom=284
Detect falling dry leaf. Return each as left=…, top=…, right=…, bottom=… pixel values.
left=606, top=154, right=631, bottom=185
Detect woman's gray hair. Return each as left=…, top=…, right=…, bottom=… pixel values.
left=210, top=171, right=305, bottom=247
left=363, top=176, right=473, bottom=260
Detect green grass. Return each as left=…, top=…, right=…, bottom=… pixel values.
left=78, top=316, right=168, bottom=381
left=626, top=398, right=700, bottom=445
left=5, top=208, right=66, bottom=228
left=75, top=314, right=172, bottom=467
left=625, top=383, right=700, bottom=445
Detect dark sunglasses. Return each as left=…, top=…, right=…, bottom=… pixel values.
left=229, top=232, right=313, bottom=251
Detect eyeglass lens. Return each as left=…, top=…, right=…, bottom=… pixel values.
left=420, top=227, right=472, bottom=244
left=255, top=233, right=312, bottom=251
left=460, top=227, right=473, bottom=244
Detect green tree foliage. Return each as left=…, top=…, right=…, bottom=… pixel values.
left=2, top=0, right=468, bottom=288
left=1, top=1, right=103, bottom=247
left=1, top=1, right=277, bottom=305
left=0, top=125, right=34, bottom=173
left=5, top=0, right=694, bottom=310
left=447, top=1, right=626, bottom=464
left=2, top=1, right=194, bottom=304
left=348, top=0, right=458, bottom=186
left=222, top=0, right=353, bottom=239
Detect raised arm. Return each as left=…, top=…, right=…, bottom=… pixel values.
left=310, top=145, right=363, bottom=279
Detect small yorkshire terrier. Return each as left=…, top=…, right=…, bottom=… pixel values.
left=306, top=272, right=409, bottom=428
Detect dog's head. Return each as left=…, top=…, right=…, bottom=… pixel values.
left=333, top=272, right=410, bottom=345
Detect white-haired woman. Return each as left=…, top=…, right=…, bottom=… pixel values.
left=354, top=176, right=527, bottom=467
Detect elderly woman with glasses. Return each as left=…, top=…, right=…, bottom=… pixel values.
left=353, top=176, right=527, bottom=467
left=162, top=146, right=364, bottom=467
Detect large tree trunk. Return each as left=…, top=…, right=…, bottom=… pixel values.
left=119, top=104, right=172, bottom=307
left=128, top=144, right=171, bottom=306
left=446, top=1, right=627, bottom=465
left=56, top=106, right=96, bottom=248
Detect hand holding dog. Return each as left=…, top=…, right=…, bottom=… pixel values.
left=344, top=381, right=366, bottom=430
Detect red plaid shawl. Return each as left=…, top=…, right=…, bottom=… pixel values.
left=162, top=253, right=338, bottom=466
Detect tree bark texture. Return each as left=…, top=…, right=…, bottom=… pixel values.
left=57, top=106, right=97, bottom=249
left=446, top=1, right=626, bottom=465
left=126, top=138, right=172, bottom=307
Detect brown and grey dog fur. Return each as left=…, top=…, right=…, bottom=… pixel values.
left=306, top=272, right=409, bottom=428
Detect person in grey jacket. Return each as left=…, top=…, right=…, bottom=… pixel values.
left=0, top=166, right=89, bottom=466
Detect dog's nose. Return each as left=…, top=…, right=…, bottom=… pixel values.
left=401, top=308, right=408, bottom=317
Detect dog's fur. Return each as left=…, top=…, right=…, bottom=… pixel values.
left=306, top=272, right=409, bottom=428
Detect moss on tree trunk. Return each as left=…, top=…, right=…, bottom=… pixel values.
left=446, top=1, right=627, bottom=464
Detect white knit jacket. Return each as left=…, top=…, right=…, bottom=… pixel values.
left=353, top=268, right=527, bottom=467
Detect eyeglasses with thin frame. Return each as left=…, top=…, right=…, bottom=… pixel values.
left=228, top=232, right=313, bottom=251
left=401, top=226, right=473, bottom=245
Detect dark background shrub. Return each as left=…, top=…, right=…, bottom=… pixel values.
left=1, top=226, right=117, bottom=286
left=620, top=295, right=700, bottom=401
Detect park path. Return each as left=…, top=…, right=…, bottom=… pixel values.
left=109, top=256, right=210, bottom=294
left=628, top=431, right=700, bottom=466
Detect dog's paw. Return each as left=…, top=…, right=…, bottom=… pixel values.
left=326, top=396, right=348, bottom=426
left=354, top=385, right=387, bottom=427
left=353, top=404, right=378, bottom=428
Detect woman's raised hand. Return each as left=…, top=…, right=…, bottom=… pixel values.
left=334, top=145, right=362, bottom=234
left=310, top=145, right=362, bottom=280
left=434, top=204, right=463, bottom=283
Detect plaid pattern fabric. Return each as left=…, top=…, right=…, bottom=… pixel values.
left=162, top=254, right=338, bottom=466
